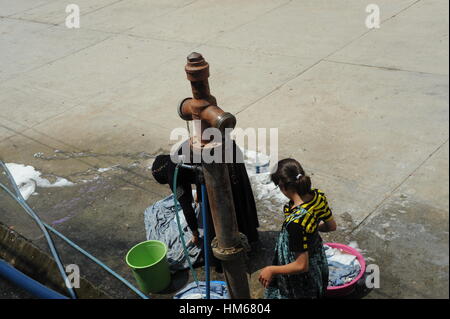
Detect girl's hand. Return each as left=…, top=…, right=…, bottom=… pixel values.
left=259, top=267, right=274, bottom=288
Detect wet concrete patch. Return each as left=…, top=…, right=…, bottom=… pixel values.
left=0, top=278, right=34, bottom=299
left=352, top=194, right=449, bottom=298
left=30, top=176, right=169, bottom=299
left=0, top=162, right=172, bottom=298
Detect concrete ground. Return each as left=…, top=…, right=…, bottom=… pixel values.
left=0, top=0, right=448, bottom=299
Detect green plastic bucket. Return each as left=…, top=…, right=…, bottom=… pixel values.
left=125, top=240, right=171, bottom=294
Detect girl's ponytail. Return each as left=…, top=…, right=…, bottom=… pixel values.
left=295, top=174, right=312, bottom=196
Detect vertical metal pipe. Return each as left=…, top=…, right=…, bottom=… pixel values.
left=185, top=52, right=217, bottom=106
left=202, top=159, right=250, bottom=299
left=222, top=259, right=251, bottom=299
left=180, top=52, right=250, bottom=299
left=202, top=162, right=239, bottom=248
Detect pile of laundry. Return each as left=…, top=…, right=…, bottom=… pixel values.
left=173, top=281, right=229, bottom=299
left=324, top=245, right=361, bottom=287
left=144, top=193, right=203, bottom=271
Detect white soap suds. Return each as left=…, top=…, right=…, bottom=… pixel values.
left=248, top=172, right=287, bottom=214
left=242, top=148, right=271, bottom=175
left=239, top=148, right=288, bottom=218
left=4, top=163, right=75, bottom=200
left=98, top=164, right=121, bottom=173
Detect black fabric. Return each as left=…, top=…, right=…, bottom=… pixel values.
left=175, top=139, right=259, bottom=242
left=286, top=222, right=322, bottom=253
left=166, top=160, right=200, bottom=235
left=227, top=158, right=260, bottom=243
left=286, top=222, right=306, bottom=253
left=153, top=139, right=260, bottom=243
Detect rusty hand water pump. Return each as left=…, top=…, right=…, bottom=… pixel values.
left=177, top=52, right=251, bottom=299
left=178, top=52, right=236, bottom=145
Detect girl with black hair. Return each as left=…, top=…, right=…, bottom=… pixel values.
left=259, top=158, right=337, bottom=299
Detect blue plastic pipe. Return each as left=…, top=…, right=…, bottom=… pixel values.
left=200, top=184, right=210, bottom=299
left=0, top=161, right=77, bottom=299
left=0, top=259, right=69, bottom=299
left=0, top=160, right=148, bottom=299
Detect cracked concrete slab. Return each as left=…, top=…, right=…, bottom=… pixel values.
left=0, top=80, right=83, bottom=128
left=83, top=44, right=316, bottom=126
left=237, top=60, right=448, bottom=225
left=29, top=102, right=174, bottom=156
left=395, top=141, right=449, bottom=212
left=128, top=0, right=290, bottom=44
left=0, top=125, right=165, bottom=191
left=0, top=0, right=53, bottom=17
left=10, top=0, right=122, bottom=25
left=0, top=129, right=95, bottom=175
left=330, top=0, right=449, bottom=75
left=77, top=0, right=196, bottom=34
left=24, top=33, right=194, bottom=100
left=0, top=117, right=26, bottom=142
left=208, top=0, right=418, bottom=59
left=0, top=18, right=110, bottom=83
left=0, top=33, right=196, bottom=128
left=190, top=45, right=316, bottom=114
left=0, top=125, right=13, bottom=142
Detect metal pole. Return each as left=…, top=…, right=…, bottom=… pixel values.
left=177, top=52, right=251, bottom=299
left=202, top=156, right=250, bottom=299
